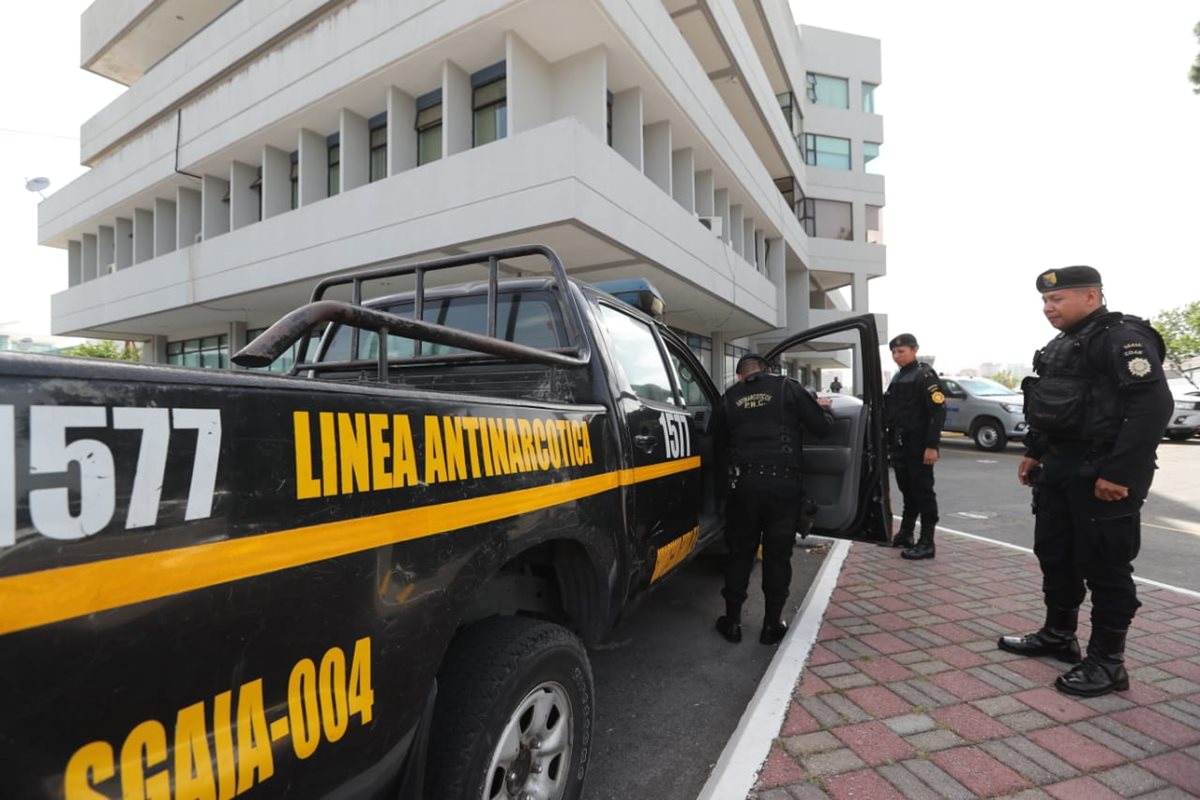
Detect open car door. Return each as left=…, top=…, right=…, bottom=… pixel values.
left=765, top=314, right=890, bottom=544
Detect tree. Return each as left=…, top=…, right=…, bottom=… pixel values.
left=1154, top=301, right=1200, bottom=388
left=991, top=369, right=1019, bottom=390
left=61, top=340, right=141, bottom=361
left=1192, top=22, right=1200, bottom=94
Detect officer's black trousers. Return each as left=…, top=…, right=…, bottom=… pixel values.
left=1033, top=465, right=1143, bottom=630
left=722, top=475, right=801, bottom=623
left=892, top=441, right=938, bottom=531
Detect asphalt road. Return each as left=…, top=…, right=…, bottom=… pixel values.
left=581, top=540, right=830, bottom=800
left=923, top=434, right=1200, bottom=593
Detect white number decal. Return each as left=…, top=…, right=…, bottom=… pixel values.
left=113, top=407, right=170, bottom=529
left=2, top=405, right=222, bottom=545
left=658, top=412, right=692, bottom=459
left=172, top=408, right=222, bottom=521
left=29, top=406, right=115, bottom=539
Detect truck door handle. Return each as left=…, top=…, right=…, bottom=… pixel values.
left=634, top=433, right=658, bottom=451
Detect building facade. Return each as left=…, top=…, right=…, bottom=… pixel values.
left=42, top=0, right=885, bottom=387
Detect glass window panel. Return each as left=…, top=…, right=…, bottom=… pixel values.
left=862, top=83, right=877, bottom=113
left=416, top=104, right=442, bottom=128
left=474, top=104, right=507, bottom=146
left=809, top=73, right=849, bottom=108
left=370, top=134, right=387, bottom=183
left=806, top=134, right=851, bottom=170
left=328, top=145, right=340, bottom=196
left=201, top=336, right=220, bottom=349
left=812, top=199, right=853, bottom=240
left=864, top=142, right=882, bottom=174
left=473, top=79, right=506, bottom=108
left=183, top=351, right=201, bottom=368
left=599, top=305, right=675, bottom=404
left=418, top=125, right=442, bottom=165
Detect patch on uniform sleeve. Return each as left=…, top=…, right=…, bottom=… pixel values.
left=931, top=390, right=945, bottom=404
left=1127, top=357, right=1152, bottom=378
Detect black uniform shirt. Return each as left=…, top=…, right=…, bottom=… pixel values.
left=884, top=362, right=946, bottom=449
left=709, top=372, right=834, bottom=473
left=1025, top=307, right=1173, bottom=489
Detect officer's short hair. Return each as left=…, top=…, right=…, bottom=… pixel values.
left=889, top=333, right=918, bottom=350
left=735, top=353, right=770, bottom=375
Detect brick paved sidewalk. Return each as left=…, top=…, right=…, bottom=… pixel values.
left=750, top=533, right=1200, bottom=799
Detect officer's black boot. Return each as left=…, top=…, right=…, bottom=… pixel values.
left=1055, top=625, right=1130, bottom=697
left=997, top=606, right=1082, bottom=664
left=760, top=609, right=788, bottom=645
left=716, top=602, right=743, bottom=644
left=882, top=514, right=916, bottom=548
left=901, top=522, right=935, bottom=560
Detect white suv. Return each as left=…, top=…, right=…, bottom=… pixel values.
left=939, top=376, right=1029, bottom=451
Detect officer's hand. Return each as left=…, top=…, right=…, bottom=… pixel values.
left=923, top=448, right=939, bottom=465
left=1094, top=478, right=1129, bottom=502
left=816, top=397, right=833, bottom=408
left=1017, top=457, right=1039, bottom=487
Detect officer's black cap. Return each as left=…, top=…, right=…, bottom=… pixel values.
left=888, top=333, right=918, bottom=350
left=735, top=353, right=770, bottom=374
left=1036, top=265, right=1102, bottom=293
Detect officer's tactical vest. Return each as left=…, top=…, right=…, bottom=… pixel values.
left=1023, top=312, right=1158, bottom=442
left=724, top=374, right=803, bottom=469
left=885, top=362, right=937, bottom=432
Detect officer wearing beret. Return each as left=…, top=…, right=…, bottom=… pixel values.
left=710, top=354, right=834, bottom=645
left=999, top=266, right=1173, bottom=697
left=883, top=333, right=946, bottom=559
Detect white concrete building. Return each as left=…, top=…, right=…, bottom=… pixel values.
left=42, top=0, right=885, bottom=387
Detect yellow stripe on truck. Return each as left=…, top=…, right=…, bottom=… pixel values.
left=0, top=457, right=701, bottom=637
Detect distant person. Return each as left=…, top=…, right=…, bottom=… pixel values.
left=829, top=376, right=843, bottom=393
left=710, top=353, right=834, bottom=645
left=883, top=333, right=945, bottom=559
left=999, top=266, right=1172, bottom=697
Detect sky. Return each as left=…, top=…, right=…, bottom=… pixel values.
left=1, top=2, right=1198, bottom=371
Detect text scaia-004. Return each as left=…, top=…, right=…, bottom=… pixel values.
left=64, top=638, right=374, bottom=800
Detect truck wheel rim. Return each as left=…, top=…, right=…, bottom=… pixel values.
left=978, top=427, right=998, bottom=447
left=485, top=681, right=573, bottom=800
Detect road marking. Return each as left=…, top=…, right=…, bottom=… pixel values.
left=697, top=538, right=850, bottom=800
left=977, top=459, right=998, bottom=464
left=1143, top=521, right=1200, bottom=538
left=953, top=511, right=992, bottom=520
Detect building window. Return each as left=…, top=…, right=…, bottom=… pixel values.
left=810, top=199, right=853, bottom=240
left=416, top=89, right=443, bottom=166
left=862, top=82, right=878, bottom=113
left=798, top=197, right=815, bottom=237
left=289, top=151, right=299, bottom=210
left=472, top=62, right=507, bottom=147
left=327, top=133, right=340, bottom=196
left=807, top=73, right=849, bottom=108
left=245, top=328, right=324, bottom=373
left=864, top=142, right=881, bottom=174
left=369, top=112, right=387, bottom=182
left=804, top=134, right=851, bottom=170
left=777, top=90, right=805, bottom=157
left=866, top=205, right=883, bottom=244
left=606, top=90, right=614, bottom=146
left=167, top=335, right=229, bottom=369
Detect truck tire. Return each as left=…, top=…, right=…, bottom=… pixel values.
left=1166, top=430, right=1195, bottom=441
left=427, top=616, right=593, bottom=800
left=971, top=418, right=1008, bottom=452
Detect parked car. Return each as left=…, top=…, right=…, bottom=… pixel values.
left=1166, top=380, right=1200, bottom=441
left=939, top=375, right=1029, bottom=451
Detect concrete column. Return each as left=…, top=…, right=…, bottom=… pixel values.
left=115, top=217, right=133, bottom=268
left=443, top=60, right=472, bottom=157
left=755, top=230, right=767, bottom=274
left=671, top=148, right=694, bottom=213
left=729, top=204, right=744, bottom=255
left=154, top=199, right=177, bottom=256
left=852, top=273, right=869, bottom=311
left=767, top=237, right=786, bottom=327
left=298, top=129, right=328, bottom=206
left=643, top=121, right=671, bottom=194
left=852, top=201, right=866, bottom=243
left=147, top=335, right=169, bottom=365
left=612, top=88, right=643, bottom=170
left=202, top=175, right=230, bottom=239
left=230, top=161, right=259, bottom=231
left=177, top=188, right=201, bottom=247
left=68, top=240, right=82, bottom=286
left=714, top=189, right=731, bottom=245
left=551, top=45, right=607, bottom=141
left=340, top=110, right=369, bottom=192
left=97, top=225, right=115, bottom=275
left=262, top=145, right=291, bottom=219
left=387, top=87, right=417, bottom=176
left=82, top=233, right=98, bottom=281
left=229, top=322, right=248, bottom=370
left=786, top=267, right=811, bottom=331
left=711, top=331, right=727, bottom=388
left=742, top=218, right=755, bottom=262
left=133, top=208, right=154, bottom=263
left=507, top=32, right=551, bottom=135
left=695, top=170, right=714, bottom=217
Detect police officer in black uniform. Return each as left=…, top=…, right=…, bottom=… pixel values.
left=998, top=266, right=1173, bottom=697
left=883, top=333, right=946, bottom=560
left=710, top=354, right=834, bottom=645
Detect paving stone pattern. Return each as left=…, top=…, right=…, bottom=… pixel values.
left=748, top=534, right=1200, bottom=799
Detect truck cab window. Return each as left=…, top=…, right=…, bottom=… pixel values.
left=598, top=304, right=676, bottom=405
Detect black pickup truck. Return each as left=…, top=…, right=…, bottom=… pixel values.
left=0, top=245, right=888, bottom=800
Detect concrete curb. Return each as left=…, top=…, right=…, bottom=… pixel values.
left=696, top=537, right=851, bottom=800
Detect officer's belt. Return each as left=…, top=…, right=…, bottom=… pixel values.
left=736, top=463, right=802, bottom=479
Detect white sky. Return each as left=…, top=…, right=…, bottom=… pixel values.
left=2, top=1, right=1198, bottom=371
